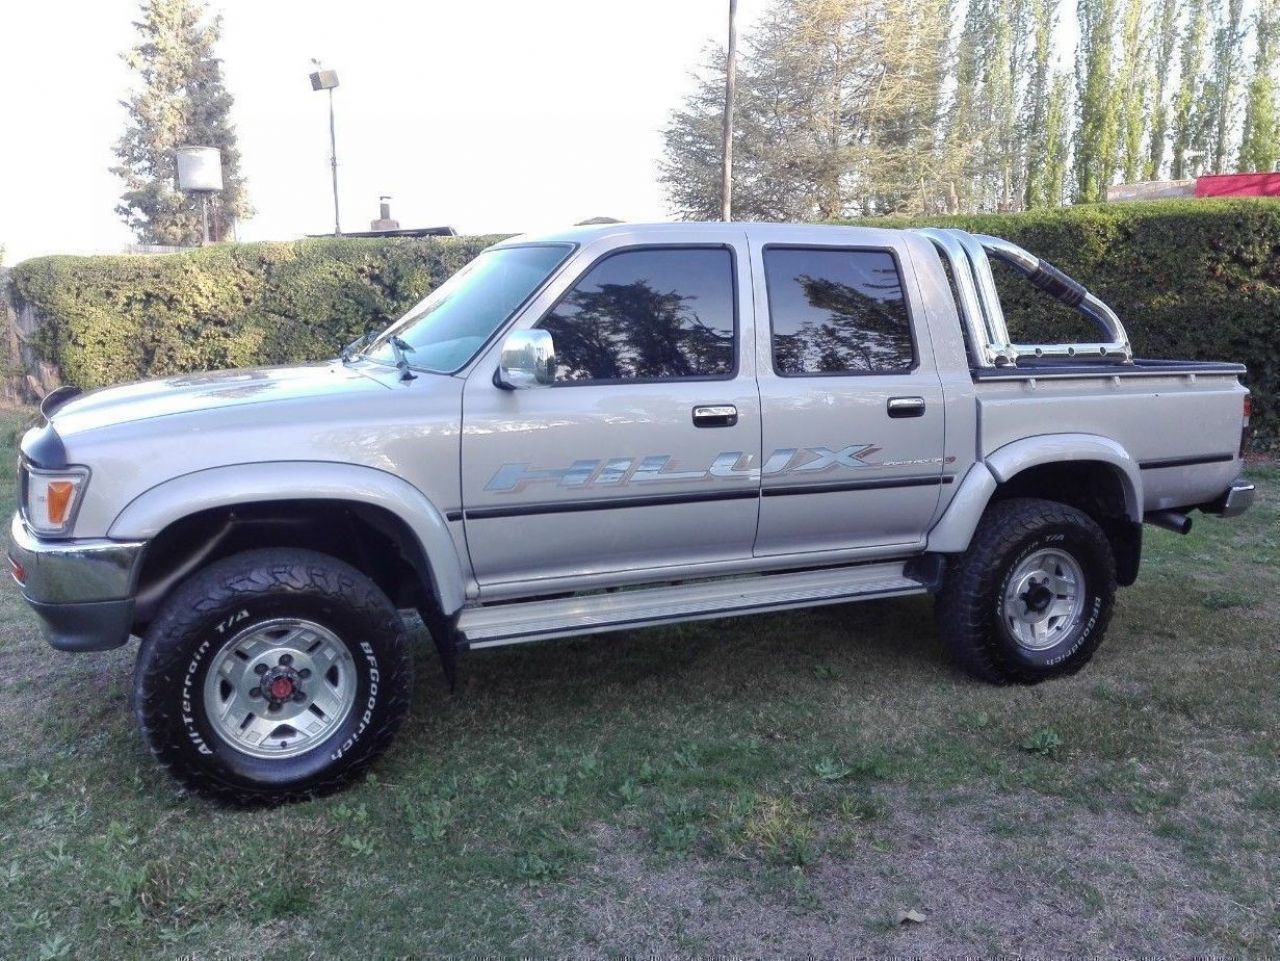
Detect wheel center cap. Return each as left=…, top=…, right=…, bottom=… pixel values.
left=269, top=675, right=295, bottom=700
left=1021, top=580, right=1053, bottom=615
left=259, top=665, right=303, bottom=706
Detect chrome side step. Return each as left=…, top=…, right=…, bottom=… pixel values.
left=456, top=561, right=928, bottom=649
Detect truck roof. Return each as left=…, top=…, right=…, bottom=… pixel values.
left=494, top=221, right=908, bottom=247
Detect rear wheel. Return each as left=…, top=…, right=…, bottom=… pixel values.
left=937, top=497, right=1116, bottom=684
left=134, top=548, right=413, bottom=803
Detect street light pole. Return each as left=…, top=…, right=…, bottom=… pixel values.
left=720, top=0, right=738, bottom=221
left=310, top=64, right=343, bottom=235
left=328, top=87, right=341, bottom=235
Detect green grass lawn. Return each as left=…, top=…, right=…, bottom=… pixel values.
left=1, top=404, right=1277, bottom=958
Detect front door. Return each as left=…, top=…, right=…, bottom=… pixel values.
left=461, top=239, right=761, bottom=590
left=752, top=241, right=947, bottom=556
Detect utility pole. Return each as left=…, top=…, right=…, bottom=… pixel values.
left=720, top=0, right=738, bottom=221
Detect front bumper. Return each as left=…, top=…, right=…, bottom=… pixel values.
left=6, top=513, right=146, bottom=651
left=1201, top=478, right=1256, bottom=519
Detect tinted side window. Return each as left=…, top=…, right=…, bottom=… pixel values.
left=538, top=247, right=736, bottom=382
left=764, top=248, right=914, bottom=375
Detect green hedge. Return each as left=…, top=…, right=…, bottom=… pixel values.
left=8, top=235, right=503, bottom=390
left=856, top=199, right=1280, bottom=444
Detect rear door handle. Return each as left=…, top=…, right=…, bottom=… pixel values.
left=692, top=404, right=738, bottom=428
left=887, top=396, right=926, bottom=418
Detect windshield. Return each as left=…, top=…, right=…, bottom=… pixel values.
left=362, top=243, right=574, bottom=372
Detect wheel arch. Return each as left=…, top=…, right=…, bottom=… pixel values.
left=984, top=434, right=1142, bottom=523
left=928, top=435, right=1144, bottom=586
left=110, top=462, right=468, bottom=624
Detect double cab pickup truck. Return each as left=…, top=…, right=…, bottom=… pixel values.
left=9, top=222, right=1255, bottom=802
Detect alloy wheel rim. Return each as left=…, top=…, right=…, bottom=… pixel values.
left=202, top=618, right=357, bottom=760
left=1001, top=548, right=1086, bottom=651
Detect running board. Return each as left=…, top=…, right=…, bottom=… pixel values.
left=456, top=561, right=928, bottom=649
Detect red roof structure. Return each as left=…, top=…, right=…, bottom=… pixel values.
left=1194, top=173, right=1280, bottom=198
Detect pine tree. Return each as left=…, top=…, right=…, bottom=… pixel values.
left=112, top=0, right=250, bottom=245
left=661, top=0, right=958, bottom=220
left=1171, top=0, right=1210, bottom=179
left=1074, top=0, right=1122, bottom=201
left=1203, top=0, right=1247, bottom=172
left=858, top=0, right=955, bottom=214
left=660, top=46, right=735, bottom=221
left=1116, top=0, right=1151, bottom=183
left=1145, top=0, right=1181, bottom=179
left=1239, top=0, right=1280, bottom=171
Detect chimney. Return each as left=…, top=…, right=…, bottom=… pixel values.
left=371, top=195, right=400, bottom=232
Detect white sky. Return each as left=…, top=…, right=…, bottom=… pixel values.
left=0, top=0, right=1110, bottom=267
left=0, top=0, right=784, bottom=266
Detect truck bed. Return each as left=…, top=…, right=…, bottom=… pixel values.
left=971, top=360, right=1247, bottom=513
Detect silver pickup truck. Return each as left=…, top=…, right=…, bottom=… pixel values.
left=8, top=222, right=1255, bottom=802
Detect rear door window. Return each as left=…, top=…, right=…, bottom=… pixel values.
left=764, top=247, right=915, bottom=375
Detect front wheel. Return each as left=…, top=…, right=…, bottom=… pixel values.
left=134, top=548, right=414, bottom=803
left=936, top=497, right=1116, bottom=684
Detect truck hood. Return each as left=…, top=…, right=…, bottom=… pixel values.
left=50, top=361, right=395, bottom=437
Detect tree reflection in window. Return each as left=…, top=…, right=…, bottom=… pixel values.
left=766, top=248, right=914, bottom=375
left=539, top=248, right=735, bottom=382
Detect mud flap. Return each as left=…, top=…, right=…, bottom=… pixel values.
left=419, top=605, right=461, bottom=692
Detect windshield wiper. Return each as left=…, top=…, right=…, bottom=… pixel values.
left=340, top=331, right=372, bottom=363
left=389, top=335, right=418, bottom=382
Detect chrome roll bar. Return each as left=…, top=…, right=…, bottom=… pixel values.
left=912, top=229, right=1133, bottom=368
left=912, top=228, right=1012, bottom=367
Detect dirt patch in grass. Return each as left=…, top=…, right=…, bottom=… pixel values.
left=527, top=789, right=1242, bottom=956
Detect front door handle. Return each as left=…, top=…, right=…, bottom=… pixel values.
left=692, top=404, right=738, bottom=428
left=887, top=396, right=926, bottom=418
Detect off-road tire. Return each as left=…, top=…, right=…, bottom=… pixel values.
left=937, top=497, right=1116, bottom=684
left=134, top=548, right=413, bottom=804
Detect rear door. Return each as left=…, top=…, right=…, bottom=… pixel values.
left=461, top=233, right=762, bottom=590
left=752, top=239, right=947, bottom=556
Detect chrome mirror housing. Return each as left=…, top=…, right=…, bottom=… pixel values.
left=496, top=329, right=556, bottom=389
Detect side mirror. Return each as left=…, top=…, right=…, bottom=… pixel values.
left=496, top=329, right=556, bottom=389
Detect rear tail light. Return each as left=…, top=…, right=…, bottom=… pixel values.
left=1241, top=394, right=1253, bottom=458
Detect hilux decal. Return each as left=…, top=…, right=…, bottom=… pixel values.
left=485, top=445, right=883, bottom=493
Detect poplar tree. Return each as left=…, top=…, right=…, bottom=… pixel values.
left=1204, top=0, right=1247, bottom=172
left=1074, top=0, right=1121, bottom=201
left=944, top=0, right=1030, bottom=211
left=1116, top=0, right=1151, bottom=183
left=943, top=0, right=990, bottom=209
left=1239, top=0, right=1280, bottom=171
left=112, top=0, right=250, bottom=245
left=1043, top=74, right=1073, bottom=205
left=1171, top=0, right=1210, bottom=179
left=1022, top=0, right=1059, bottom=206
left=1145, top=0, right=1181, bottom=179
left=1028, top=72, right=1073, bottom=207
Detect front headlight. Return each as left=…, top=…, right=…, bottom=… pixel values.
left=22, top=465, right=90, bottom=535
